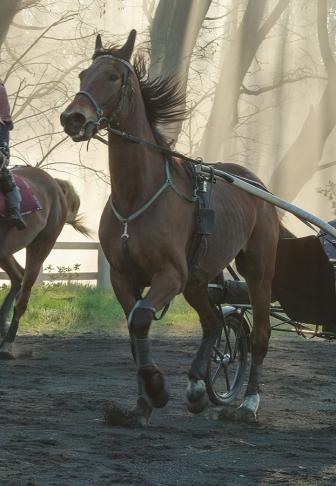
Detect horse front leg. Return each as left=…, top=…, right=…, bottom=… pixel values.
left=106, top=271, right=153, bottom=426
left=129, top=266, right=185, bottom=411
left=107, top=266, right=184, bottom=426
left=183, top=284, right=222, bottom=414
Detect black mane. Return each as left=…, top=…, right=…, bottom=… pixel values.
left=93, top=47, right=187, bottom=143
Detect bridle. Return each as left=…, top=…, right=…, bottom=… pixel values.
left=74, top=53, right=199, bottom=314
left=76, top=54, right=134, bottom=129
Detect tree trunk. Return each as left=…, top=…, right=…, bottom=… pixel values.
left=0, top=1, right=22, bottom=49
left=148, top=0, right=212, bottom=141
left=149, top=0, right=212, bottom=80
left=268, top=0, right=336, bottom=200
left=199, top=0, right=290, bottom=162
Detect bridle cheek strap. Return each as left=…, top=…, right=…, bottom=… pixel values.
left=76, top=55, right=133, bottom=128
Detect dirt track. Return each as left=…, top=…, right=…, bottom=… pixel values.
left=1, top=332, right=336, bottom=485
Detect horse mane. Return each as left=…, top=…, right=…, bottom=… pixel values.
left=93, top=47, right=187, bottom=144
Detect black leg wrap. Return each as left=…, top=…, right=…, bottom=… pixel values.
left=128, top=298, right=156, bottom=332
left=133, top=337, right=154, bottom=367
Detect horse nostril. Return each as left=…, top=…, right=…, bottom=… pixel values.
left=70, top=112, right=86, bottom=126
left=60, top=111, right=87, bottom=134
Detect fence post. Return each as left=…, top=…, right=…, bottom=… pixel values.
left=97, top=244, right=110, bottom=288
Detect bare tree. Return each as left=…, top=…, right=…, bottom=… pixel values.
left=0, top=0, right=38, bottom=49
left=147, top=0, right=212, bottom=140
left=199, top=0, right=291, bottom=161
left=1, top=1, right=102, bottom=177
left=269, top=0, right=336, bottom=200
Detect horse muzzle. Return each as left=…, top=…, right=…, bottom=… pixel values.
left=60, top=111, right=97, bottom=141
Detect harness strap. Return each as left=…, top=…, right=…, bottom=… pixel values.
left=77, top=91, right=103, bottom=117
left=110, top=158, right=197, bottom=241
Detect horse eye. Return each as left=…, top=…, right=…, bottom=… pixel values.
left=110, top=74, right=119, bottom=82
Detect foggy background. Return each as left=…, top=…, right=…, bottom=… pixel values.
left=1, top=0, right=336, bottom=274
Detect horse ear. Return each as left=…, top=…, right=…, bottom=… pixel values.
left=95, top=34, right=103, bottom=52
left=119, top=30, right=137, bottom=61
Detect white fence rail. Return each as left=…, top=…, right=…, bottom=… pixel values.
left=0, top=242, right=111, bottom=287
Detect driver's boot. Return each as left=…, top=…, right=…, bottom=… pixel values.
left=5, top=187, right=26, bottom=230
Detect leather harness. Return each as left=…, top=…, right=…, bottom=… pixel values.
left=76, top=53, right=215, bottom=313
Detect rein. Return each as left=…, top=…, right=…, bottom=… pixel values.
left=76, top=53, right=199, bottom=241
left=76, top=53, right=336, bottom=296
left=76, top=56, right=336, bottom=239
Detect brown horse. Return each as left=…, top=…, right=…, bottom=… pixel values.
left=0, top=166, right=89, bottom=359
left=61, top=30, right=282, bottom=424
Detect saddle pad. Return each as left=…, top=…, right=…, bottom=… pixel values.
left=0, top=175, right=42, bottom=217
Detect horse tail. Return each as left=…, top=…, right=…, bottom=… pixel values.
left=54, top=178, right=91, bottom=237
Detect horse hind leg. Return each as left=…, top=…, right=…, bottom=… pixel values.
left=0, top=256, right=24, bottom=360
left=0, top=237, right=55, bottom=359
left=232, top=239, right=276, bottom=422
left=183, top=284, right=222, bottom=414
left=0, top=256, right=23, bottom=342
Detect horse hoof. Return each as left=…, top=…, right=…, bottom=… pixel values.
left=186, top=379, right=208, bottom=414
left=138, top=365, right=169, bottom=409
left=186, top=392, right=208, bottom=414
left=149, top=387, right=169, bottom=409
left=233, top=405, right=258, bottom=423
left=216, top=405, right=257, bottom=423
left=104, top=400, right=152, bottom=427
left=0, top=342, right=15, bottom=360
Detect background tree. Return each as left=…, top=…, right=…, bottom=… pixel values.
left=269, top=0, right=336, bottom=200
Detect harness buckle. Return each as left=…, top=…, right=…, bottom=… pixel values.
left=121, top=222, right=129, bottom=241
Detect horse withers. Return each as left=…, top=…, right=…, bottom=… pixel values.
left=61, top=30, right=283, bottom=424
left=0, top=166, right=89, bottom=359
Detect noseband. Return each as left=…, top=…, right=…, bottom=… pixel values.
left=76, top=54, right=134, bottom=128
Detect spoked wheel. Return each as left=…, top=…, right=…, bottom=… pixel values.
left=205, top=311, right=249, bottom=405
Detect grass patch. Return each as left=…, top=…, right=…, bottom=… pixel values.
left=0, top=284, right=199, bottom=337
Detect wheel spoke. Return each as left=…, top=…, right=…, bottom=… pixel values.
left=222, top=363, right=231, bottom=391
left=232, top=336, right=240, bottom=361
left=206, top=314, right=248, bottom=406
left=211, top=363, right=223, bottom=384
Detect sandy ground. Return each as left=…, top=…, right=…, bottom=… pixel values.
left=1, top=332, right=336, bottom=486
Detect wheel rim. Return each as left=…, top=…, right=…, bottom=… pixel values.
left=208, top=324, right=244, bottom=401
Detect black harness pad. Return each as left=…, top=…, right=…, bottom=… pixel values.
left=198, top=208, right=215, bottom=235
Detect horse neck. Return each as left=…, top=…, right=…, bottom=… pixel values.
left=108, top=104, right=165, bottom=214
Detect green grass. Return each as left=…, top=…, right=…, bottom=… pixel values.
left=0, top=284, right=199, bottom=337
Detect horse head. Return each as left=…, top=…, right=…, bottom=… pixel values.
left=60, top=30, right=137, bottom=141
